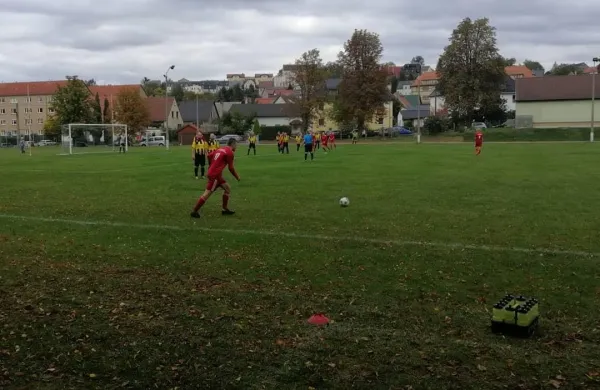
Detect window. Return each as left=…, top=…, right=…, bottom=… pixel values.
left=11, top=108, right=16, bottom=114
left=171, top=111, right=174, bottom=118
left=48, top=108, right=55, bottom=113
left=24, top=107, right=32, bottom=113
left=37, top=118, right=43, bottom=124
left=0, top=120, right=5, bottom=125
left=37, top=107, right=43, bottom=113
left=10, top=98, right=17, bottom=103
left=0, top=98, right=4, bottom=103
left=176, top=111, right=179, bottom=118
left=0, top=109, right=4, bottom=114
left=25, top=119, right=32, bottom=125
left=318, top=118, right=325, bottom=126
left=377, top=117, right=384, bottom=125
left=24, top=97, right=31, bottom=103
left=38, top=97, right=43, bottom=103
left=11, top=119, right=17, bottom=125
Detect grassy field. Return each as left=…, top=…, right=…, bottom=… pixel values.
left=1, top=142, right=600, bottom=389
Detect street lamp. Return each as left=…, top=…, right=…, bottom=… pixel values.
left=164, top=65, right=175, bottom=150
left=591, top=57, right=599, bottom=142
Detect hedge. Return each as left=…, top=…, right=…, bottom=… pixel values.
left=461, top=128, right=591, bottom=142
left=259, top=125, right=291, bottom=141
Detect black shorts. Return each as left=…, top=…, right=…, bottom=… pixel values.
left=195, top=153, right=206, bottom=166
left=304, top=144, right=313, bottom=153
left=249, top=142, right=255, bottom=148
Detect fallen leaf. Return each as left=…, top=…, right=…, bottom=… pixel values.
left=556, top=375, right=565, bottom=380
left=89, top=373, right=97, bottom=378
left=477, top=364, right=486, bottom=371
left=549, top=379, right=561, bottom=388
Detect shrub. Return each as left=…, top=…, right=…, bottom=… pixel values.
left=424, top=116, right=451, bottom=135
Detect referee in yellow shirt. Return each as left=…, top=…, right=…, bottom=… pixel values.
left=248, top=133, right=257, bottom=155
left=191, top=131, right=207, bottom=179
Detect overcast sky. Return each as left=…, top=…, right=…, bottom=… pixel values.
left=2, top=0, right=600, bottom=84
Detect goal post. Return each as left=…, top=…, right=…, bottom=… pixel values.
left=60, top=123, right=128, bottom=155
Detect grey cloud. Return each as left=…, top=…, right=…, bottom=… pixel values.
left=1, top=0, right=600, bottom=83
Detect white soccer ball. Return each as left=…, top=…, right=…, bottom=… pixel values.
left=339, top=197, right=350, bottom=207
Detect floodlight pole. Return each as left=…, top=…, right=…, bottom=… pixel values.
left=592, top=58, right=599, bottom=142
left=415, top=64, right=422, bottom=144
left=164, top=65, right=175, bottom=150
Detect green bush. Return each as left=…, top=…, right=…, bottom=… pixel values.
left=462, top=128, right=591, bottom=142
left=424, top=116, right=451, bottom=135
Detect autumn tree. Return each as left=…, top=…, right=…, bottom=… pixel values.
left=502, top=57, right=517, bottom=66
left=115, top=87, right=150, bottom=135
left=324, top=61, right=343, bottom=78
left=289, top=48, right=327, bottom=131
left=336, top=29, right=389, bottom=130
left=436, top=17, right=506, bottom=123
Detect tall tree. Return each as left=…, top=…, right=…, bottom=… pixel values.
left=169, top=82, right=184, bottom=102
left=336, top=29, right=389, bottom=130
left=411, top=56, right=425, bottom=66
left=102, top=97, right=111, bottom=123
left=324, top=61, right=343, bottom=78
left=289, top=48, right=327, bottom=131
left=50, top=77, right=94, bottom=128
left=523, top=60, right=544, bottom=72
left=115, top=87, right=150, bottom=135
left=548, top=63, right=585, bottom=75
left=141, top=77, right=162, bottom=97
left=436, top=17, right=506, bottom=123
left=502, top=57, right=517, bottom=66
left=85, top=79, right=96, bottom=86
left=93, top=92, right=102, bottom=123
left=231, top=85, right=245, bottom=102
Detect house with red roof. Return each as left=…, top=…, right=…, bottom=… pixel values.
left=145, top=97, right=183, bottom=130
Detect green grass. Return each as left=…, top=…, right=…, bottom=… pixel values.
left=1, top=143, right=600, bottom=389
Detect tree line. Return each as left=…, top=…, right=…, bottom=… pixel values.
left=44, top=77, right=150, bottom=140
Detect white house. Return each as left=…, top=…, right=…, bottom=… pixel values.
left=428, top=76, right=517, bottom=115
left=228, top=103, right=301, bottom=129
left=396, top=81, right=413, bottom=95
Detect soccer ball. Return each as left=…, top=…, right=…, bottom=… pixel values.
left=339, top=197, right=350, bottom=207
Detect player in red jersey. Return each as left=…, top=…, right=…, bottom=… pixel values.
left=320, top=132, right=329, bottom=152
left=328, top=131, right=336, bottom=149
left=475, top=129, right=483, bottom=155
left=190, top=138, right=240, bottom=218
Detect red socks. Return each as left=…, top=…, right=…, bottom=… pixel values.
left=194, top=196, right=206, bottom=212
left=222, top=193, right=230, bottom=209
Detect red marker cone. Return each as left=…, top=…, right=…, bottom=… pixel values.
left=307, top=313, right=330, bottom=326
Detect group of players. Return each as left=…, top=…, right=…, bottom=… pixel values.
left=189, top=128, right=483, bottom=218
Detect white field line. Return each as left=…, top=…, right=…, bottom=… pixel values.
left=0, top=213, right=597, bottom=258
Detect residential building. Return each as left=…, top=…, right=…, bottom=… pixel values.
left=274, top=64, right=298, bottom=88
left=215, top=102, right=241, bottom=118
left=398, top=105, right=430, bottom=128
left=146, top=97, right=183, bottom=130
left=515, top=74, right=600, bottom=128
left=505, top=65, right=534, bottom=79
left=501, top=77, right=516, bottom=112
left=172, top=79, right=227, bottom=94
left=226, top=73, right=274, bottom=89
left=0, top=80, right=67, bottom=136
left=395, top=81, right=413, bottom=95
left=256, top=98, right=276, bottom=104
left=229, top=103, right=301, bottom=131
left=428, top=88, right=445, bottom=115
left=178, top=100, right=219, bottom=127
left=397, top=94, right=421, bottom=110
left=384, top=65, right=402, bottom=78
left=313, top=101, right=394, bottom=132
left=411, top=72, right=439, bottom=104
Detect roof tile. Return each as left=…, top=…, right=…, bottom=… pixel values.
left=0, top=80, right=68, bottom=96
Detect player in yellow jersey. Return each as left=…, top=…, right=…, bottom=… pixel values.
left=191, top=131, right=208, bottom=179
left=295, top=134, right=302, bottom=151
left=282, top=132, right=290, bottom=154
left=247, top=133, right=257, bottom=155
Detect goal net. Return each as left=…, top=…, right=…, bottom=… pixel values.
left=60, top=123, right=128, bottom=155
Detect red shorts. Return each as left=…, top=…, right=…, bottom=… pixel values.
left=322, top=142, right=328, bottom=147
left=475, top=143, right=482, bottom=147
left=206, top=175, right=226, bottom=191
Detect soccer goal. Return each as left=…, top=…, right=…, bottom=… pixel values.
left=60, top=123, right=128, bottom=155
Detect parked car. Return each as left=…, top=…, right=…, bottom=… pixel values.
left=139, top=136, right=166, bottom=146
left=391, top=126, right=412, bottom=135
left=35, top=140, right=57, bottom=146
left=217, top=134, right=243, bottom=144
left=472, top=122, right=487, bottom=129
